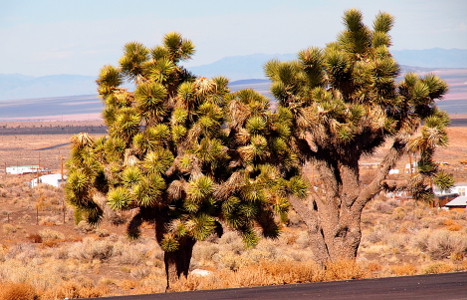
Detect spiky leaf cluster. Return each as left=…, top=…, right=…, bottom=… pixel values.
left=264, top=9, right=450, bottom=201
left=222, top=89, right=307, bottom=245
left=66, top=33, right=304, bottom=254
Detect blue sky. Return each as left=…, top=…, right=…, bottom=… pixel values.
left=1, top=0, right=466, bottom=77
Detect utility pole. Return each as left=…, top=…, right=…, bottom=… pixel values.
left=37, top=152, right=41, bottom=185
left=61, top=154, right=66, bottom=223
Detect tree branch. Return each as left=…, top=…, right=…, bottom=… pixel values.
left=353, top=137, right=408, bottom=212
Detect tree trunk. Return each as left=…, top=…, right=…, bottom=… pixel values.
left=164, top=237, right=196, bottom=290
left=151, top=207, right=197, bottom=290
left=290, top=192, right=363, bottom=264
left=288, top=195, right=330, bottom=265
left=291, top=139, right=408, bottom=266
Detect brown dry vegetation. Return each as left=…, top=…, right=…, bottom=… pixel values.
left=1, top=122, right=467, bottom=299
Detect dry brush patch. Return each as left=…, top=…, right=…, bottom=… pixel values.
left=0, top=124, right=467, bottom=298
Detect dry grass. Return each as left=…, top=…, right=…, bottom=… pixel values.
left=0, top=123, right=467, bottom=298
left=0, top=282, right=38, bottom=300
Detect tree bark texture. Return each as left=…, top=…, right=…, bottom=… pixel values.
left=151, top=206, right=197, bottom=289
left=164, top=237, right=196, bottom=289
left=290, top=138, right=408, bottom=264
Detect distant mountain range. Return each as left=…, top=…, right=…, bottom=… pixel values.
left=0, top=74, right=97, bottom=101
left=188, top=48, right=467, bottom=80
left=0, top=48, right=466, bottom=101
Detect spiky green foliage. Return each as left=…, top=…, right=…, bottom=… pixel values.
left=264, top=10, right=450, bottom=263
left=434, top=170, right=455, bottom=193
left=223, top=89, right=307, bottom=241
left=66, top=33, right=302, bottom=284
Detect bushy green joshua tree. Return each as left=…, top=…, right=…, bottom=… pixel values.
left=65, top=32, right=306, bottom=288
left=265, top=9, right=451, bottom=264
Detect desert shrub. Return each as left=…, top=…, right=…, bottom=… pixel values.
left=427, top=230, right=467, bottom=260
left=287, top=209, right=303, bottom=226
left=69, top=238, right=114, bottom=262
left=281, top=231, right=298, bottom=245
left=442, top=218, right=456, bottom=226
left=217, top=231, right=244, bottom=254
left=213, top=250, right=248, bottom=271
left=74, top=220, right=97, bottom=234
left=119, top=279, right=139, bottom=290
left=387, top=199, right=400, bottom=207
left=324, top=259, right=367, bottom=281
left=172, top=259, right=367, bottom=292
left=111, top=238, right=158, bottom=266
left=242, top=248, right=274, bottom=264
left=38, top=215, right=59, bottom=226
left=27, top=233, right=42, bottom=243
left=450, top=210, right=466, bottom=221
left=422, top=262, right=454, bottom=274
left=4, top=243, right=37, bottom=261
left=419, top=217, right=433, bottom=228
left=411, top=208, right=428, bottom=220
left=383, top=233, right=409, bottom=251
left=94, top=228, right=110, bottom=237
left=40, top=278, right=106, bottom=300
left=255, top=240, right=280, bottom=259
left=363, top=230, right=383, bottom=244
left=0, top=282, right=38, bottom=300
left=38, top=229, right=64, bottom=242
left=280, top=249, right=307, bottom=262
left=411, top=229, right=431, bottom=252
left=53, top=248, right=69, bottom=260
left=399, top=221, right=417, bottom=233
left=130, top=267, right=151, bottom=280
left=446, top=224, right=463, bottom=231
left=114, top=249, right=143, bottom=266
left=366, top=262, right=383, bottom=273
left=2, top=224, right=16, bottom=234
left=193, top=242, right=220, bottom=264
left=390, top=264, right=417, bottom=276
left=374, top=202, right=394, bottom=214
left=392, top=207, right=406, bottom=220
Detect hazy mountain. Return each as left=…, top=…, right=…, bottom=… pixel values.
left=187, top=53, right=296, bottom=81
left=0, top=74, right=97, bottom=101
left=392, top=48, right=467, bottom=69
left=1, top=48, right=465, bottom=101
left=0, top=67, right=466, bottom=120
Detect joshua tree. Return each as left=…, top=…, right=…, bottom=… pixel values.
left=65, top=32, right=305, bottom=288
left=265, top=9, right=451, bottom=264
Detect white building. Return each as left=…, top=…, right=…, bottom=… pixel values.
left=444, top=196, right=467, bottom=210
left=30, top=173, right=66, bottom=188
left=6, top=165, right=50, bottom=175
left=435, top=182, right=467, bottom=196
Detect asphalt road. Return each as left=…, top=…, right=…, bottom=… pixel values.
left=89, top=271, right=467, bottom=300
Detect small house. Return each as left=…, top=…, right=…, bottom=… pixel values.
left=435, top=182, right=467, bottom=197
left=443, top=196, right=467, bottom=211
left=7, top=165, right=51, bottom=175
left=30, top=173, right=66, bottom=188
left=451, top=183, right=467, bottom=196
left=433, top=193, right=459, bottom=208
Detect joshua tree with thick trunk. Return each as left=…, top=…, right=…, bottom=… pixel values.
left=65, top=32, right=305, bottom=288
left=265, top=9, right=451, bottom=264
